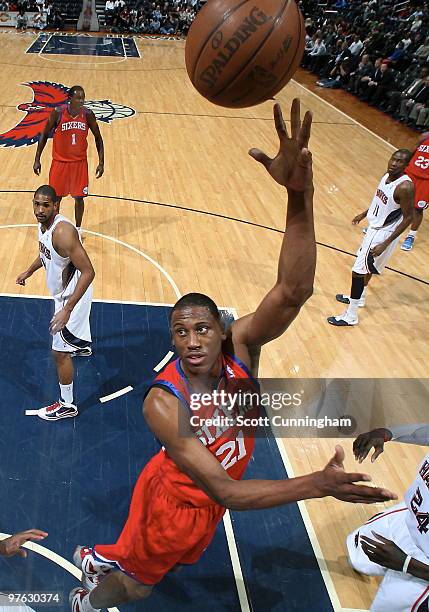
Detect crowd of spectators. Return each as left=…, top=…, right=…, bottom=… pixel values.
left=0, top=0, right=64, bottom=30
left=104, top=0, right=202, bottom=35
left=300, top=0, right=429, bottom=130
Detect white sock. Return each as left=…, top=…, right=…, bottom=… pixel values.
left=407, top=230, right=417, bottom=238
left=83, top=593, right=100, bottom=612
left=346, top=298, right=360, bottom=319
left=360, top=287, right=367, bottom=302
left=59, top=382, right=74, bottom=405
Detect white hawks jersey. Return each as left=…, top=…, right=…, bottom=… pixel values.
left=38, top=214, right=79, bottom=299
left=367, top=173, right=412, bottom=229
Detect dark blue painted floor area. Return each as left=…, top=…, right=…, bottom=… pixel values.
left=0, top=297, right=333, bottom=611
left=26, top=35, right=140, bottom=58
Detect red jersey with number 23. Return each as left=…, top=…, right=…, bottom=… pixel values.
left=407, top=137, right=429, bottom=179
left=52, top=105, right=89, bottom=162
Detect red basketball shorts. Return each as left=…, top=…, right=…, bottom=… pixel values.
left=93, top=452, right=225, bottom=585
left=407, top=173, right=429, bottom=211
left=49, top=159, right=89, bottom=198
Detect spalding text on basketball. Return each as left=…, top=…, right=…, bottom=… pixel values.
left=199, top=6, right=271, bottom=89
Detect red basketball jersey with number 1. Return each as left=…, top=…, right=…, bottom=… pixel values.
left=52, top=104, right=89, bottom=162
left=149, top=353, right=258, bottom=506
left=407, top=136, right=429, bottom=179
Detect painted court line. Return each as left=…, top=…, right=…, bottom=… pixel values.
left=223, top=510, right=251, bottom=612
left=100, top=385, right=133, bottom=403
left=25, top=410, right=39, bottom=416
left=154, top=350, right=175, bottom=372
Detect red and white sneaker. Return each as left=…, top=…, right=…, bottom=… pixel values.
left=69, top=587, right=98, bottom=611
left=73, top=546, right=113, bottom=591
left=37, top=400, right=78, bottom=421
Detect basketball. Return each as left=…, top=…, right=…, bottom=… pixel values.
left=185, top=0, right=305, bottom=109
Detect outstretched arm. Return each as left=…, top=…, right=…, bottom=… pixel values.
left=231, top=99, right=315, bottom=349
left=88, top=110, right=104, bottom=178
left=143, top=389, right=397, bottom=510
left=354, top=423, right=429, bottom=463
left=0, top=529, right=48, bottom=558
left=33, top=109, right=59, bottom=175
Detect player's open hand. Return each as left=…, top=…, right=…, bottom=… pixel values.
left=95, top=163, right=104, bottom=179
left=33, top=160, right=41, bottom=176
left=0, top=529, right=48, bottom=558
left=360, top=532, right=407, bottom=571
left=370, top=243, right=387, bottom=258
left=50, top=308, right=71, bottom=334
left=249, top=99, right=313, bottom=192
left=353, top=428, right=392, bottom=463
left=316, top=445, right=397, bottom=503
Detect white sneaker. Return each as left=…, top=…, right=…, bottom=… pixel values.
left=37, top=400, right=78, bottom=421
left=73, top=546, right=113, bottom=591
left=69, top=587, right=99, bottom=612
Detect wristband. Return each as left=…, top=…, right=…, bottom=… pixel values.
left=402, top=555, right=412, bottom=574
left=382, top=429, right=392, bottom=442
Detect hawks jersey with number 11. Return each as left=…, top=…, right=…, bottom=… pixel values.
left=407, top=136, right=429, bottom=179
left=52, top=104, right=89, bottom=162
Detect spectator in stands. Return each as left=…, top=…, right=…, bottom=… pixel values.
left=329, top=40, right=353, bottom=82
left=349, top=34, right=363, bottom=56
left=51, top=6, right=63, bottom=29
left=308, top=36, right=328, bottom=72
left=160, top=12, right=178, bottom=35
left=387, top=66, right=429, bottom=115
left=387, top=41, right=406, bottom=65
left=347, top=54, right=374, bottom=94
left=16, top=8, right=27, bottom=29
left=0, top=1, right=9, bottom=9
left=148, top=14, right=161, bottom=33
left=399, top=76, right=429, bottom=124
left=414, top=36, right=429, bottom=63
left=366, top=61, right=396, bottom=106
left=357, top=57, right=383, bottom=98
left=105, top=0, right=115, bottom=25
left=410, top=14, right=423, bottom=35
left=33, top=8, right=47, bottom=29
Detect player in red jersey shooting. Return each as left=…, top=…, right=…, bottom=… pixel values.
left=69, top=99, right=397, bottom=612
left=33, top=85, right=104, bottom=232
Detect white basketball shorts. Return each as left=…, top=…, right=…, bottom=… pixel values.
left=353, top=222, right=402, bottom=275
left=52, top=284, right=93, bottom=353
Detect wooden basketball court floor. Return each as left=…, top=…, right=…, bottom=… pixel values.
left=0, top=31, right=428, bottom=611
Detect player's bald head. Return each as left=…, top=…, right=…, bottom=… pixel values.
left=69, top=85, right=85, bottom=99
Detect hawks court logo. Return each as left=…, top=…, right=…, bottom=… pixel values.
left=0, top=81, right=136, bottom=148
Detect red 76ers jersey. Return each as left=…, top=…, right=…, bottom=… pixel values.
left=407, top=137, right=429, bottom=179
left=52, top=104, right=89, bottom=162
left=147, top=354, right=259, bottom=506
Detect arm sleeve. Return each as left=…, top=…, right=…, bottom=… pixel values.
left=389, top=423, right=429, bottom=445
